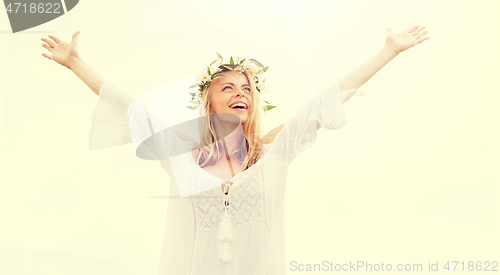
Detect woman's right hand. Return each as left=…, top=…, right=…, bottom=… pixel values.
left=41, top=31, right=81, bottom=69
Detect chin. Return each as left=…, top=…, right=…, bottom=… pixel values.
left=234, top=114, right=248, bottom=124
left=227, top=109, right=248, bottom=122
left=237, top=115, right=248, bottom=124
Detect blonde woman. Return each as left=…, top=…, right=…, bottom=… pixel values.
left=41, top=26, right=429, bottom=275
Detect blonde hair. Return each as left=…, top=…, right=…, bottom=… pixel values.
left=191, top=70, right=264, bottom=171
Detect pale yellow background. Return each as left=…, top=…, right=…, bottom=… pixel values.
left=1, top=0, right=498, bottom=274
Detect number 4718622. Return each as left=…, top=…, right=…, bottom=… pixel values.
left=5, top=2, right=61, bottom=14
left=444, top=261, right=498, bottom=272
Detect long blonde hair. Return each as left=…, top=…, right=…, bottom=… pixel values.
left=191, top=70, right=264, bottom=170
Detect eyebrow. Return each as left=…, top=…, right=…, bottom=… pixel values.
left=219, top=82, right=250, bottom=88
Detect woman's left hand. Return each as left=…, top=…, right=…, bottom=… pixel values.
left=385, top=25, right=429, bottom=54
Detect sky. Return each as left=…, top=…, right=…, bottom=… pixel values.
left=1, top=0, right=499, bottom=274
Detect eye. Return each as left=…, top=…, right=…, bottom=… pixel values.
left=223, top=86, right=232, bottom=91
left=244, top=87, right=251, bottom=93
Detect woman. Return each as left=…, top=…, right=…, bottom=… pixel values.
left=41, top=25, right=429, bottom=275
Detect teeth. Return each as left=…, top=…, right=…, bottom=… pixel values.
left=230, top=102, right=247, bottom=109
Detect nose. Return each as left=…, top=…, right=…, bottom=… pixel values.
left=235, top=89, right=245, bottom=98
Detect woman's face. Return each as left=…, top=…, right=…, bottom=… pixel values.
left=209, top=70, right=252, bottom=124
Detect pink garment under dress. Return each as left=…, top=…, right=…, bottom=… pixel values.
left=88, top=78, right=364, bottom=275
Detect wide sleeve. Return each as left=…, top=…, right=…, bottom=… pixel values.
left=88, top=80, right=135, bottom=150
left=275, top=79, right=365, bottom=165
left=88, top=80, right=174, bottom=175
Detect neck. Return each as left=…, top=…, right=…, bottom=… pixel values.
left=211, top=115, right=245, bottom=157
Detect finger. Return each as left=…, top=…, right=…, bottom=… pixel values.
left=48, top=35, right=61, bottom=44
left=412, top=26, right=425, bottom=35
left=42, top=53, right=52, bottom=60
left=415, top=30, right=428, bottom=40
left=407, top=25, right=418, bottom=33
left=41, top=38, right=56, bottom=48
left=72, top=31, right=80, bottom=43
left=42, top=44, right=53, bottom=52
left=417, top=37, right=430, bottom=44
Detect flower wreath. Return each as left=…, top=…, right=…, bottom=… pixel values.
left=188, top=53, right=276, bottom=112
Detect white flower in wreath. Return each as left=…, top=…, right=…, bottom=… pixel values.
left=210, top=59, right=223, bottom=73
left=240, top=59, right=251, bottom=69
left=197, top=70, right=211, bottom=84
left=250, top=63, right=263, bottom=76
left=191, top=92, right=202, bottom=107
left=233, top=56, right=245, bottom=64
left=256, top=78, right=267, bottom=92
left=241, top=59, right=263, bottom=76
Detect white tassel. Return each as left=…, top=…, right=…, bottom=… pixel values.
left=217, top=209, right=233, bottom=242
left=218, top=182, right=233, bottom=263
left=217, top=208, right=233, bottom=263
left=218, top=242, right=232, bottom=263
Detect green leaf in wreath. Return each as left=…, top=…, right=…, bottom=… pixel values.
left=212, top=74, right=225, bottom=80
left=264, top=104, right=276, bottom=111
left=263, top=66, right=269, bottom=72
left=222, top=64, right=235, bottom=70
left=230, top=56, right=234, bottom=65
left=215, top=52, right=223, bottom=60
left=249, top=59, right=264, bottom=68
left=187, top=106, right=197, bottom=110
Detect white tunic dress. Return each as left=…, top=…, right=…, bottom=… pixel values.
left=88, top=79, right=364, bottom=275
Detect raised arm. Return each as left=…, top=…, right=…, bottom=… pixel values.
left=339, top=25, right=429, bottom=91
left=41, top=31, right=105, bottom=96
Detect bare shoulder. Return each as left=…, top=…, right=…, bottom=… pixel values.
left=260, top=124, right=285, bottom=145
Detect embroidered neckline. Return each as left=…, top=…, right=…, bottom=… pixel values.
left=188, top=152, right=264, bottom=194
left=177, top=125, right=285, bottom=194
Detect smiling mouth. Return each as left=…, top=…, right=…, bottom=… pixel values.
left=229, top=102, right=248, bottom=110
